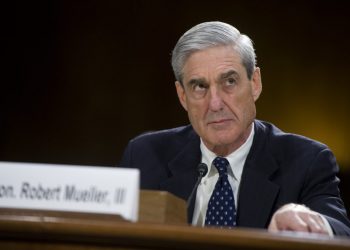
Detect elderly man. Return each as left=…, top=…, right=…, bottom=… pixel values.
left=120, top=21, right=350, bottom=236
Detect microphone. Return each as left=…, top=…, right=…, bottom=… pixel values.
left=197, top=163, right=208, bottom=178
left=187, top=163, right=208, bottom=209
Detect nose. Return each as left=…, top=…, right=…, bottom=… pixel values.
left=208, top=86, right=224, bottom=111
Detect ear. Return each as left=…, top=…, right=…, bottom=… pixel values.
left=175, top=81, right=188, bottom=111
left=251, top=67, right=262, bottom=101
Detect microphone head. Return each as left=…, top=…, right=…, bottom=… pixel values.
left=197, top=163, right=208, bottom=177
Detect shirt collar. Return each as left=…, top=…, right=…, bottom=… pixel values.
left=200, top=123, right=255, bottom=182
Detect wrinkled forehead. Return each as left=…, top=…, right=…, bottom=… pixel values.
left=181, top=45, right=245, bottom=79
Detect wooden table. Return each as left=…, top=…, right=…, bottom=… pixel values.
left=0, top=210, right=349, bottom=250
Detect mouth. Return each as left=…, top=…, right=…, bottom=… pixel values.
left=208, top=118, right=233, bottom=125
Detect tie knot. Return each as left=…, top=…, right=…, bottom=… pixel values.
left=213, top=157, right=229, bottom=176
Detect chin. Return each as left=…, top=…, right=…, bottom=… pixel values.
left=208, top=133, right=235, bottom=146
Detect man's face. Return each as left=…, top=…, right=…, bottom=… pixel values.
left=175, top=45, right=262, bottom=155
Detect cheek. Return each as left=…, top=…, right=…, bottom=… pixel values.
left=239, top=96, right=256, bottom=121
left=187, top=101, right=207, bottom=125
left=226, top=91, right=255, bottom=119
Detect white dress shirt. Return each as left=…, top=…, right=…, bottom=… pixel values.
left=192, top=124, right=255, bottom=226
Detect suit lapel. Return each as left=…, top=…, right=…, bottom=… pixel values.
left=158, top=130, right=201, bottom=223
left=237, top=121, right=280, bottom=228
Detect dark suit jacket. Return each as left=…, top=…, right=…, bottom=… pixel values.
left=119, top=120, right=350, bottom=236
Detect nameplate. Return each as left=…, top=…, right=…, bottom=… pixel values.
left=0, top=162, right=139, bottom=222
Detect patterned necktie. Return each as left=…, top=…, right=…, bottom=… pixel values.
left=204, top=157, right=237, bottom=228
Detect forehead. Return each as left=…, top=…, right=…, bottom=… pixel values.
left=182, top=45, right=244, bottom=81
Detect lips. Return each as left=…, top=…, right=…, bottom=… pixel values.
left=208, top=118, right=233, bottom=125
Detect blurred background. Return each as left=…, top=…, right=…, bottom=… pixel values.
left=10, top=1, right=350, bottom=210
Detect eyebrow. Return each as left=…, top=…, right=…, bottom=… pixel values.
left=187, top=77, right=207, bottom=86
left=217, top=70, right=239, bottom=81
left=185, top=70, right=239, bottom=86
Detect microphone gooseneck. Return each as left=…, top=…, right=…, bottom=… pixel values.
left=187, top=163, right=208, bottom=209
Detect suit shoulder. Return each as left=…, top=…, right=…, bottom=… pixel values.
left=255, top=120, right=329, bottom=155
left=121, top=125, right=199, bottom=168
left=129, top=125, right=197, bottom=146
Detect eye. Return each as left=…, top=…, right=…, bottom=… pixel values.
left=226, top=77, right=236, bottom=86
left=193, top=83, right=207, bottom=92
left=189, top=81, right=208, bottom=99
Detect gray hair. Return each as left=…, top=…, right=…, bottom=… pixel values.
left=171, top=21, right=256, bottom=83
